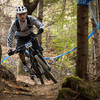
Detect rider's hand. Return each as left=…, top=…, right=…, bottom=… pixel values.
left=8, top=49, right=13, bottom=56
left=37, top=28, right=44, bottom=35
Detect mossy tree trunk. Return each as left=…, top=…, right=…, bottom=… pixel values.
left=0, top=7, right=2, bottom=67
left=0, top=4, right=16, bottom=82
left=0, top=44, right=2, bottom=67
left=76, top=5, right=89, bottom=80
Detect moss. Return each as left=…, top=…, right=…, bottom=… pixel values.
left=56, top=88, right=77, bottom=100
left=62, top=75, right=84, bottom=91
left=78, top=83, right=98, bottom=100
left=57, top=76, right=99, bottom=100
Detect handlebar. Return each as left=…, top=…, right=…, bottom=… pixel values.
left=8, top=41, right=32, bottom=56
left=8, top=33, right=39, bottom=56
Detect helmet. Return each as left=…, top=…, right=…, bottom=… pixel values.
left=16, top=6, right=27, bottom=14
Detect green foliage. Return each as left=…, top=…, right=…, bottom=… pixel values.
left=44, top=0, right=60, bottom=6
left=2, top=63, right=13, bottom=69
left=41, top=1, right=78, bottom=72
left=29, top=0, right=34, bottom=3
left=43, top=0, right=77, bottom=70
left=6, top=65, right=13, bottom=69
left=43, top=0, right=77, bottom=54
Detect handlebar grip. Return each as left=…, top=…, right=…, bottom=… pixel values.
left=8, top=50, right=16, bottom=56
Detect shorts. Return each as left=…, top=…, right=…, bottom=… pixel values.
left=15, top=33, right=43, bottom=55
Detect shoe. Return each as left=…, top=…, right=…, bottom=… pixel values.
left=30, top=74, right=40, bottom=85
left=23, top=65, right=30, bottom=72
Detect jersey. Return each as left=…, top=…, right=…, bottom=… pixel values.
left=15, top=16, right=32, bottom=32
left=7, top=15, right=44, bottom=49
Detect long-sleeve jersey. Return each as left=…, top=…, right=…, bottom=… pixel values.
left=7, top=15, right=44, bottom=49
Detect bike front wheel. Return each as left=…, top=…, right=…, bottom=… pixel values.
left=34, top=55, right=57, bottom=84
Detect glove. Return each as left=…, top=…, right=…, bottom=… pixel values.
left=38, top=28, right=44, bottom=35
left=8, top=49, right=13, bottom=56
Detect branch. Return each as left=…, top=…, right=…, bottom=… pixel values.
left=45, top=0, right=66, bottom=27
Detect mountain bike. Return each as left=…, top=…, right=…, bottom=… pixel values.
left=9, top=36, right=57, bottom=84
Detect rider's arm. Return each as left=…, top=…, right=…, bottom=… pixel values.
left=7, top=21, right=17, bottom=49
left=29, top=16, right=44, bottom=34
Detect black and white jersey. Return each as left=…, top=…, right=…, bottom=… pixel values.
left=7, top=15, right=44, bottom=49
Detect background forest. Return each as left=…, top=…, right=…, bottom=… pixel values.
left=0, top=0, right=100, bottom=100
left=0, top=0, right=77, bottom=78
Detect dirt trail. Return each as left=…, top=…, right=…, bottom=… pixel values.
left=0, top=75, right=60, bottom=100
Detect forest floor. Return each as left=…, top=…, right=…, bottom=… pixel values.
left=0, top=46, right=62, bottom=100
left=1, top=75, right=100, bottom=100
left=0, top=75, right=61, bottom=100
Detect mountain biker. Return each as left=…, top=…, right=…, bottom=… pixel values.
left=7, top=5, right=44, bottom=73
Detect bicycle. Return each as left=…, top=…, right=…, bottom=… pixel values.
left=9, top=35, right=57, bottom=84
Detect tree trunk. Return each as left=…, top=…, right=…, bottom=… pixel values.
left=95, top=0, right=100, bottom=81
left=0, top=44, right=2, bottom=67
left=95, top=0, right=100, bottom=72
left=76, top=5, right=89, bottom=80
left=37, top=0, right=43, bottom=45
left=23, top=0, right=40, bottom=15
left=0, top=7, right=2, bottom=67
left=0, top=4, right=16, bottom=81
left=91, top=1, right=98, bottom=62
left=91, top=0, right=100, bottom=78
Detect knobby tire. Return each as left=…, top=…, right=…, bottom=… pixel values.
left=35, top=55, right=57, bottom=84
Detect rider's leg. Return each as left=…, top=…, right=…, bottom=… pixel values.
left=19, top=52, right=30, bottom=72
left=16, top=36, right=30, bottom=72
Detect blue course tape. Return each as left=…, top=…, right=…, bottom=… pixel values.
left=77, top=0, right=94, bottom=5
left=1, top=55, right=10, bottom=64
left=88, top=28, right=98, bottom=39
left=89, top=3, right=99, bottom=27
left=44, top=47, right=77, bottom=60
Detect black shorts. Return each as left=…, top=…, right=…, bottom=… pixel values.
left=16, top=33, right=43, bottom=55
